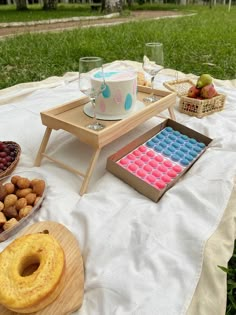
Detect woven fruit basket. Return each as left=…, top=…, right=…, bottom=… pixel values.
left=0, top=141, right=21, bottom=180
left=164, top=78, right=226, bottom=118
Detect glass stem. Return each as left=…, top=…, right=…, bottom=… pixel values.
left=151, top=76, right=155, bottom=95
left=91, top=97, right=97, bottom=123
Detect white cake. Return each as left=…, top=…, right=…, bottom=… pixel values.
left=91, top=70, right=137, bottom=118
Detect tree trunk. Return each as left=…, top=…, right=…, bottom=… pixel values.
left=16, top=0, right=27, bottom=10
left=127, top=0, right=132, bottom=9
left=43, top=0, right=58, bottom=10
left=101, top=0, right=106, bottom=12
left=102, top=0, right=122, bottom=13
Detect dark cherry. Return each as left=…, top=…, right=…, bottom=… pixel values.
left=0, top=152, right=7, bottom=158
left=8, top=144, right=17, bottom=152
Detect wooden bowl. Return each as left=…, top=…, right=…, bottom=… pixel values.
left=0, top=141, right=21, bottom=179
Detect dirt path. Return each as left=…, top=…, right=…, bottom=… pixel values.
left=0, top=10, right=184, bottom=38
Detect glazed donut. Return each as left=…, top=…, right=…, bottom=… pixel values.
left=0, top=233, right=65, bottom=313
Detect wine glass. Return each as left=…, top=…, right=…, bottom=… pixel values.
left=79, top=56, right=105, bottom=131
left=142, top=42, right=164, bottom=103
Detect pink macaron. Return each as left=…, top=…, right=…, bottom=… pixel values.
left=163, top=160, right=173, bottom=168
left=146, top=174, right=156, bottom=184
left=155, top=180, right=166, bottom=190
left=167, top=170, right=177, bottom=178
left=138, top=145, right=147, bottom=153
left=119, top=158, right=129, bottom=166
left=141, top=155, right=150, bottom=163
left=172, top=165, right=182, bottom=173
left=128, top=163, right=138, bottom=172
left=137, top=169, right=147, bottom=178
left=158, top=164, right=168, bottom=173
left=146, top=150, right=155, bottom=158
left=154, top=155, right=164, bottom=163
left=143, top=164, right=152, bottom=173
left=127, top=153, right=136, bottom=161
left=161, top=175, right=172, bottom=183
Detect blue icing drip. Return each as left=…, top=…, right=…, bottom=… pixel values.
left=124, top=93, right=132, bottom=111
left=102, top=84, right=111, bottom=98
left=94, top=71, right=119, bottom=79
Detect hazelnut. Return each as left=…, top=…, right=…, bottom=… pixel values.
left=11, top=175, right=21, bottom=185
left=0, top=212, right=7, bottom=226
left=4, top=183, right=15, bottom=195
left=32, top=179, right=45, bottom=197
left=16, top=177, right=31, bottom=189
left=16, top=188, right=32, bottom=198
left=0, top=184, right=7, bottom=202
left=15, top=198, right=27, bottom=211
left=0, top=201, right=4, bottom=211
left=25, top=193, right=37, bottom=205
left=3, top=218, right=18, bottom=231
left=19, top=205, right=32, bottom=219
left=4, top=194, right=18, bottom=208
left=3, top=206, right=18, bottom=219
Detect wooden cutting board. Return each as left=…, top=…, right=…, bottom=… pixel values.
left=0, top=221, right=84, bottom=315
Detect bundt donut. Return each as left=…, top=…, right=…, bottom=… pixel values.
left=0, top=233, right=65, bottom=313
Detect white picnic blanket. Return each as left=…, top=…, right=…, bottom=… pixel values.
left=0, top=60, right=236, bottom=315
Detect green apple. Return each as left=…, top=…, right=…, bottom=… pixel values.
left=196, top=74, right=213, bottom=88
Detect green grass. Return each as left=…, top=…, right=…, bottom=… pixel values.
left=0, top=5, right=235, bottom=90
left=219, top=242, right=236, bottom=315
left=0, top=3, right=184, bottom=23
left=0, top=4, right=104, bottom=22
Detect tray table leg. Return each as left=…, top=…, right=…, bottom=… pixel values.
left=34, top=127, right=52, bottom=166
left=168, top=106, right=176, bottom=120
left=80, top=148, right=101, bottom=196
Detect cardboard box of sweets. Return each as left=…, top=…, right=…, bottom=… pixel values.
left=106, top=119, right=212, bottom=202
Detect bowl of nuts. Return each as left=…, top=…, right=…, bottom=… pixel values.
left=0, top=171, right=46, bottom=242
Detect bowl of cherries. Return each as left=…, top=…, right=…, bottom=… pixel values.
left=0, top=141, right=21, bottom=179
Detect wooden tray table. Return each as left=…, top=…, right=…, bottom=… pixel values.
left=34, top=86, right=176, bottom=195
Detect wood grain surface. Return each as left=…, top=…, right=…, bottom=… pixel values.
left=0, top=221, right=84, bottom=315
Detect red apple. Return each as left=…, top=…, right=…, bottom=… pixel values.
left=187, top=86, right=201, bottom=98
left=200, top=84, right=217, bottom=99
